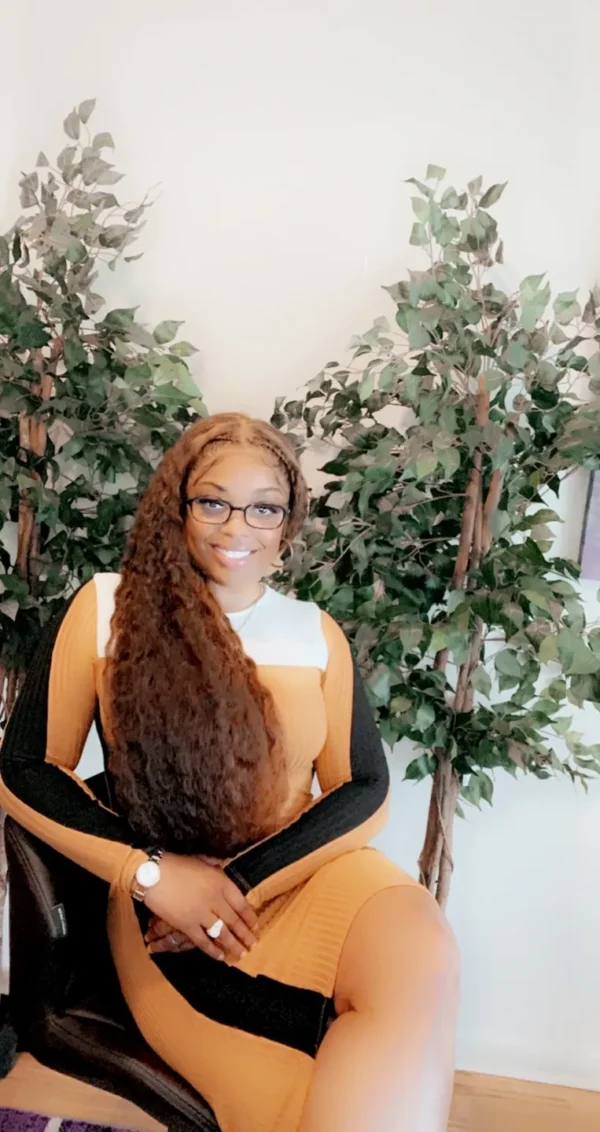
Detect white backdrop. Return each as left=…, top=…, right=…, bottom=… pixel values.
left=2, top=0, right=600, bottom=1089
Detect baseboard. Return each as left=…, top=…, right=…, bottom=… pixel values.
left=456, top=1033, right=600, bottom=1093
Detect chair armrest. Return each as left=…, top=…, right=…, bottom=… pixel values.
left=5, top=817, right=109, bottom=1036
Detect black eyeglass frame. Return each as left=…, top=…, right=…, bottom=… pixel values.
left=185, top=497, right=290, bottom=530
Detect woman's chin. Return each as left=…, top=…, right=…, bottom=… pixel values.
left=205, top=564, right=263, bottom=594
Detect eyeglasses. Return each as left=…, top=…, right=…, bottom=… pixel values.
left=185, top=496, right=289, bottom=531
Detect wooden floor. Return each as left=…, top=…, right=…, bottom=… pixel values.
left=0, top=1055, right=599, bottom=1131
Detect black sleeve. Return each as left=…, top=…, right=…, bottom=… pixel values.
left=224, top=658, right=390, bottom=906
left=0, top=594, right=146, bottom=887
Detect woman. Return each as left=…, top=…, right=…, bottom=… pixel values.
left=0, top=413, right=459, bottom=1132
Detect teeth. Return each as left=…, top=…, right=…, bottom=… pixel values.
left=219, top=549, right=251, bottom=559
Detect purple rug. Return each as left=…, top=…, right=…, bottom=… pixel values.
left=0, top=1110, right=128, bottom=1131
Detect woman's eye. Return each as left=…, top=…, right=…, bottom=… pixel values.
left=253, top=504, right=277, bottom=516
left=199, top=498, right=226, bottom=512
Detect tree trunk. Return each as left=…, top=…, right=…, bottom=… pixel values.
left=418, top=375, right=500, bottom=907
left=418, top=756, right=460, bottom=907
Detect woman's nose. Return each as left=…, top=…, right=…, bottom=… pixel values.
left=222, top=507, right=250, bottom=534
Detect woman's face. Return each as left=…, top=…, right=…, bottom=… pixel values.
left=184, top=446, right=290, bottom=594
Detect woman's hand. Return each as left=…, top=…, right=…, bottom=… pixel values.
left=145, top=916, right=195, bottom=955
left=142, top=853, right=259, bottom=963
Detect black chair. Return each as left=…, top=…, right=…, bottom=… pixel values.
left=4, top=787, right=221, bottom=1132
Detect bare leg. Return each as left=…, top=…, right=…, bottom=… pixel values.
left=299, top=886, right=459, bottom=1132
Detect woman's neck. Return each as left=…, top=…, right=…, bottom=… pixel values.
left=209, top=580, right=265, bottom=615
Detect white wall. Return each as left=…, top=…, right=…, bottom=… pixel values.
left=3, top=0, right=600, bottom=1090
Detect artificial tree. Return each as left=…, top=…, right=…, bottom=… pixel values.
left=0, top=99, right=204, bottom=721
left=274, top=166, right=600, bottom=906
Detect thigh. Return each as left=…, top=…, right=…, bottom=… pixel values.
left=334, top=884, right=460, bottom=1018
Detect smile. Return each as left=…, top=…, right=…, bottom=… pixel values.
left=211, top=547, right=256, bottom=563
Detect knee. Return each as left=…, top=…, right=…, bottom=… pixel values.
left=336, top=885, right=460, bottom=1017
left=392, top=885, right=460, bottom=991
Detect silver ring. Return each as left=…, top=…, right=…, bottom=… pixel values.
left=206, top=918, right=224, bottom=940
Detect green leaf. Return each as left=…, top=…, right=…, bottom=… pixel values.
left=66, top=239, right=87, bottom=264
left=405, top=311, right=430, bottom=349
left=467, top=175, right=483, bottom=196
left=154, top=319, right=183, bottom=345
left=552, top=715, right=572, bottom=736
left=520, top=282, right=550, bottom=331
left=405, top=755, right=436, bottom=781
left=558, top=629, right=599, bottom=675
left=438, top=447, right=460, bottom=478
left=124, top=205, right=145, bottom=224
left=462, top=775, right=482, bottom=808
left=440, top=187, right=461, bottom=209
left=426, top=164, right=446, bottom=181
left=478, top=772, right=494, bottom=805
left=15, top=320, right=50, bottom=349
left=479, top=182, right=507, bottom=207
left=63, top=338, right=87, bottom=369
left=379, top=361, right=406, bottom=391
left=506, top=340, right=529, bottom=369
left=471, top=665, right=492, bottom=697
left=93, top=132, right=115, bottom=150
left=522, top=589, right=551, bottom=612
left=447, top=590, right=466, bottom=614
left=170, top=341, right=199, bottom=358
left=411, top=196, right=430, bottom=221
left=553, top=290, right=581, bottom=325
left=104, top=307, right=138, bottom=329
left=327, top=491, right=351, bottom=510
left=416, top=702, right=436, bottom=731
left=538, top=634, right=558, bottom=664
left=415, top=453, right=438, bottom=480
left=96, top=169, right=124, bottom=185
left=36, top=151, right=49, bottom=167
left=494, top=650, right=522, bottom=678
left=20, top=184, right=37, bottom=209
left=409, top=222, right=428, bottom=247
left=391, top=695, right=412, bottom=715
left=0, top=236, right=9, bottom=266
left=368, top=665, right=391, bottom=705
left=63, top=109, right=80, bottom=140
left=358, top=371, right=375, bottom=401
left=78, top=98, right=96, bottom=124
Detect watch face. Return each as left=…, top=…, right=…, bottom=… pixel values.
left=136, top=860, right=161, bottom=889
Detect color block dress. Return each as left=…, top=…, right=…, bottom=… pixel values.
left=0, top=575, right=417, bottom=1132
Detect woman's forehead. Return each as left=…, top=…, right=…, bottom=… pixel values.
left=187, top=445, right=287, bottom=492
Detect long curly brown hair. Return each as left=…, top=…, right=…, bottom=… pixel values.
left=106, top=413, right=308, bottom=857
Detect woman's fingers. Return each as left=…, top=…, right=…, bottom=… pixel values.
left=222, top=881, right=260, bottom=935
left=221, top=905, right=257, bottom=953
left=211, top=921, right=247, bottom=964
left=178, top=924, right=225, bottom=962
left=145, top=917, right=172, bottom=944
left=147, top=930, right=195, bottom=955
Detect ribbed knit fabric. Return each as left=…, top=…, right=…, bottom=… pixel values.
left=0, top=576, right=417, bottom=1132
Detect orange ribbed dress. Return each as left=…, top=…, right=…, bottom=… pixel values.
left=0, top=574, right=416, bottom=1132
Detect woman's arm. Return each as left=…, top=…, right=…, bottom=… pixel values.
left=224, top=612, right=389, bottom=907
left=0, top=580, right=148, bottom=893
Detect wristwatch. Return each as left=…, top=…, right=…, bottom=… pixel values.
left=131, top=846, right=164, bottom=903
